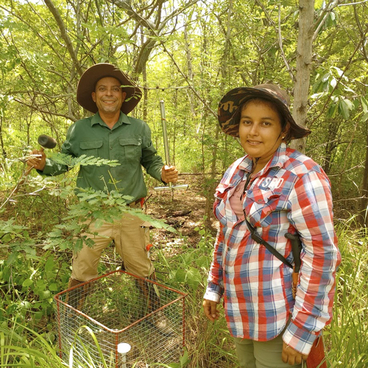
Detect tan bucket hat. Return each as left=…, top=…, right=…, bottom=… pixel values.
left=218, top=84, right=311, bottom=141
left=77, top=63, right=142, bottom=114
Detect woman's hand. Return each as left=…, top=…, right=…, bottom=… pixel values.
left=281, top=342, right=308, bottom=365
left=202, top=299, right=220, bottom=322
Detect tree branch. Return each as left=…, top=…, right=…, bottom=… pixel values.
left=14, top=98, right=77, bottom=122
left=309, top=30, right=366, bottom=127
left=108, top=0, right=216, bottom=117
left=278, top=5, right=295, bottom=81
left=254, top=0, right=295, bottom=82
left=312, top=0, right=340, bottom=42
left=43, top=0, right=83, bottom=76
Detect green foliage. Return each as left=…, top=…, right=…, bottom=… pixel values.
left=1, top=0, right=367, bottom=217
left=0, top=176, right=175, bottom=334
left=1, top=0, right=368, bottom=365
left=45, top=187, right=176, bottom=252
left=156, top=222, right=213, bottom=293
left=68, top=326, right=110, bottom=368
left=0, top=216, right=69, bottom=326
left=49, top=153, right=120, bottom=168
left=0, top=322, right=66, bottom=367
left=324, top=224, right=368, bottom=367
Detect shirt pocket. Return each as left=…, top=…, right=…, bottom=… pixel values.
left=245, top=188, right=288, bottom=227
left=80, top=140, right=103, bottom=157
left=117, top=137, right=142, bottom=163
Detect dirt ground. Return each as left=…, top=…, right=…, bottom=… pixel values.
left=144, top=174, right=214, bottom=249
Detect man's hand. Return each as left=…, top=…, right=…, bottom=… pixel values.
left=202, top=299, right=220, bottom=322
left=281, top=341, right=308, bottom=365
left=161, top=165, right=178, bottom=184
left=27, top=149, right=46, bottom=171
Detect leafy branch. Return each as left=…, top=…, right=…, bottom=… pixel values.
left=45, top=188, right=176, bottom=252
left=48, top=152, right=120, bottom=168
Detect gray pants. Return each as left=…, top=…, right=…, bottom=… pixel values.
left=234, top=333, right=303, bottom=368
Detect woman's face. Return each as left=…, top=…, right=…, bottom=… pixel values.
left=238, top=99, right=287, bottom=167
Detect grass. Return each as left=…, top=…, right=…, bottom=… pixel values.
left=323, top=224, right=368, bottom=367
left=0, top=322, right=67, bottom=367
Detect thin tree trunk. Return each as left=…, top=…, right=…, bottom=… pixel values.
left=291, top=0, right=315, bottom=153
left=0, top=117, right=7, bottom=161
left=142, top=28, right=148, bottom=122
left=184, top=24, right=196, bottom=118
left=360, top=122, right=368, bottom=226
left=204, top=0, right=233, bottom=228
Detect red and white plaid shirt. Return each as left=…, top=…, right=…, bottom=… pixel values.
left=204, top=143, right=341, bottom=355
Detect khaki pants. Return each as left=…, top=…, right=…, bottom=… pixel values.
left=71, top=212, right=154, bottom=281
left=234, top=333, right=303, bottom=368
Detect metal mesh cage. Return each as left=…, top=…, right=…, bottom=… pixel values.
left=54, top=270, right=187, bottom=367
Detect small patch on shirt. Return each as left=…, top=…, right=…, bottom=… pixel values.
left=254, top=177, right=284, bottom=191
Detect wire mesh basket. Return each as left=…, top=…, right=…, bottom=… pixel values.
left=54, top=270, right=187, bottom=367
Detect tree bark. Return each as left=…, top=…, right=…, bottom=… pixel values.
left=204, top=0, right=233, bottom=227
left=0, top=117, right=7, bottom=161
left=291, top=0, right=315, bottom=152
left=360, top=122, right=368, bottom=227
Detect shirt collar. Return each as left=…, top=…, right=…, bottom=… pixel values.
left=91, top=112, right=131, bottom=128
left=238, top=142, right=288, bottom=174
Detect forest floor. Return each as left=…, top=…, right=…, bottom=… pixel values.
left=143, top=174, right=216, bottom=259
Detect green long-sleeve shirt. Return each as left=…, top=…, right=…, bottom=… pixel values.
left=41, top=112, right=164, bottom=202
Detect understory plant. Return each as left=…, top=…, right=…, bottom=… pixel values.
left=1, top=163, right=367, bottom=367
left=0, top=159, right=175, bottom=334
left=324, top=224, right=368, bottom=367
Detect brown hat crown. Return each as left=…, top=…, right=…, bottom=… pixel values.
left=77, top=63, right=142, bottom=114
left=217, top=84, right=311, bottom=140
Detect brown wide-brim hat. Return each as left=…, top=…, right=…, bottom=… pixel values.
left=218, top=84, right=311, bottom=140
left=77, top=63, right=142, bottom=114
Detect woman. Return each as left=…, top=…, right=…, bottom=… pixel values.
left=203, top=84, right=341, bottom=367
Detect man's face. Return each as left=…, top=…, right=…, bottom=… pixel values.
left=92, top=77, right=126, bottom=115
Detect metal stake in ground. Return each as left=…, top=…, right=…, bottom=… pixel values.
left=154, top=100, right=188, bottom=197
left=160, top=100, right=171, bottom=169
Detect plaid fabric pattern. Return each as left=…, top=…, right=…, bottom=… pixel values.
left=204, top=143, right=340, bottom=355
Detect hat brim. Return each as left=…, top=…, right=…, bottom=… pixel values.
left=218, top=87, right=311, bottom=140
left=77, top=63, right=142, bottom=114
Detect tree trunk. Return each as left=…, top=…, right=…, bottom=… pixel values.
left=141, top=30, right=148, bottom=122
left=291, top=0, right=315, bottom=153
left=360, top=121, right=368, bottom=227
left=0, top=117, right=7, bottom=161
left=204, top=0, right=233, bottom=228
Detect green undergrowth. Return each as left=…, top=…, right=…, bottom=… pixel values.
left=0, top=174, right=367, bottom=366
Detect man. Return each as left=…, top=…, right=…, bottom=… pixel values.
left=28, top=63, right=178, bottom=294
